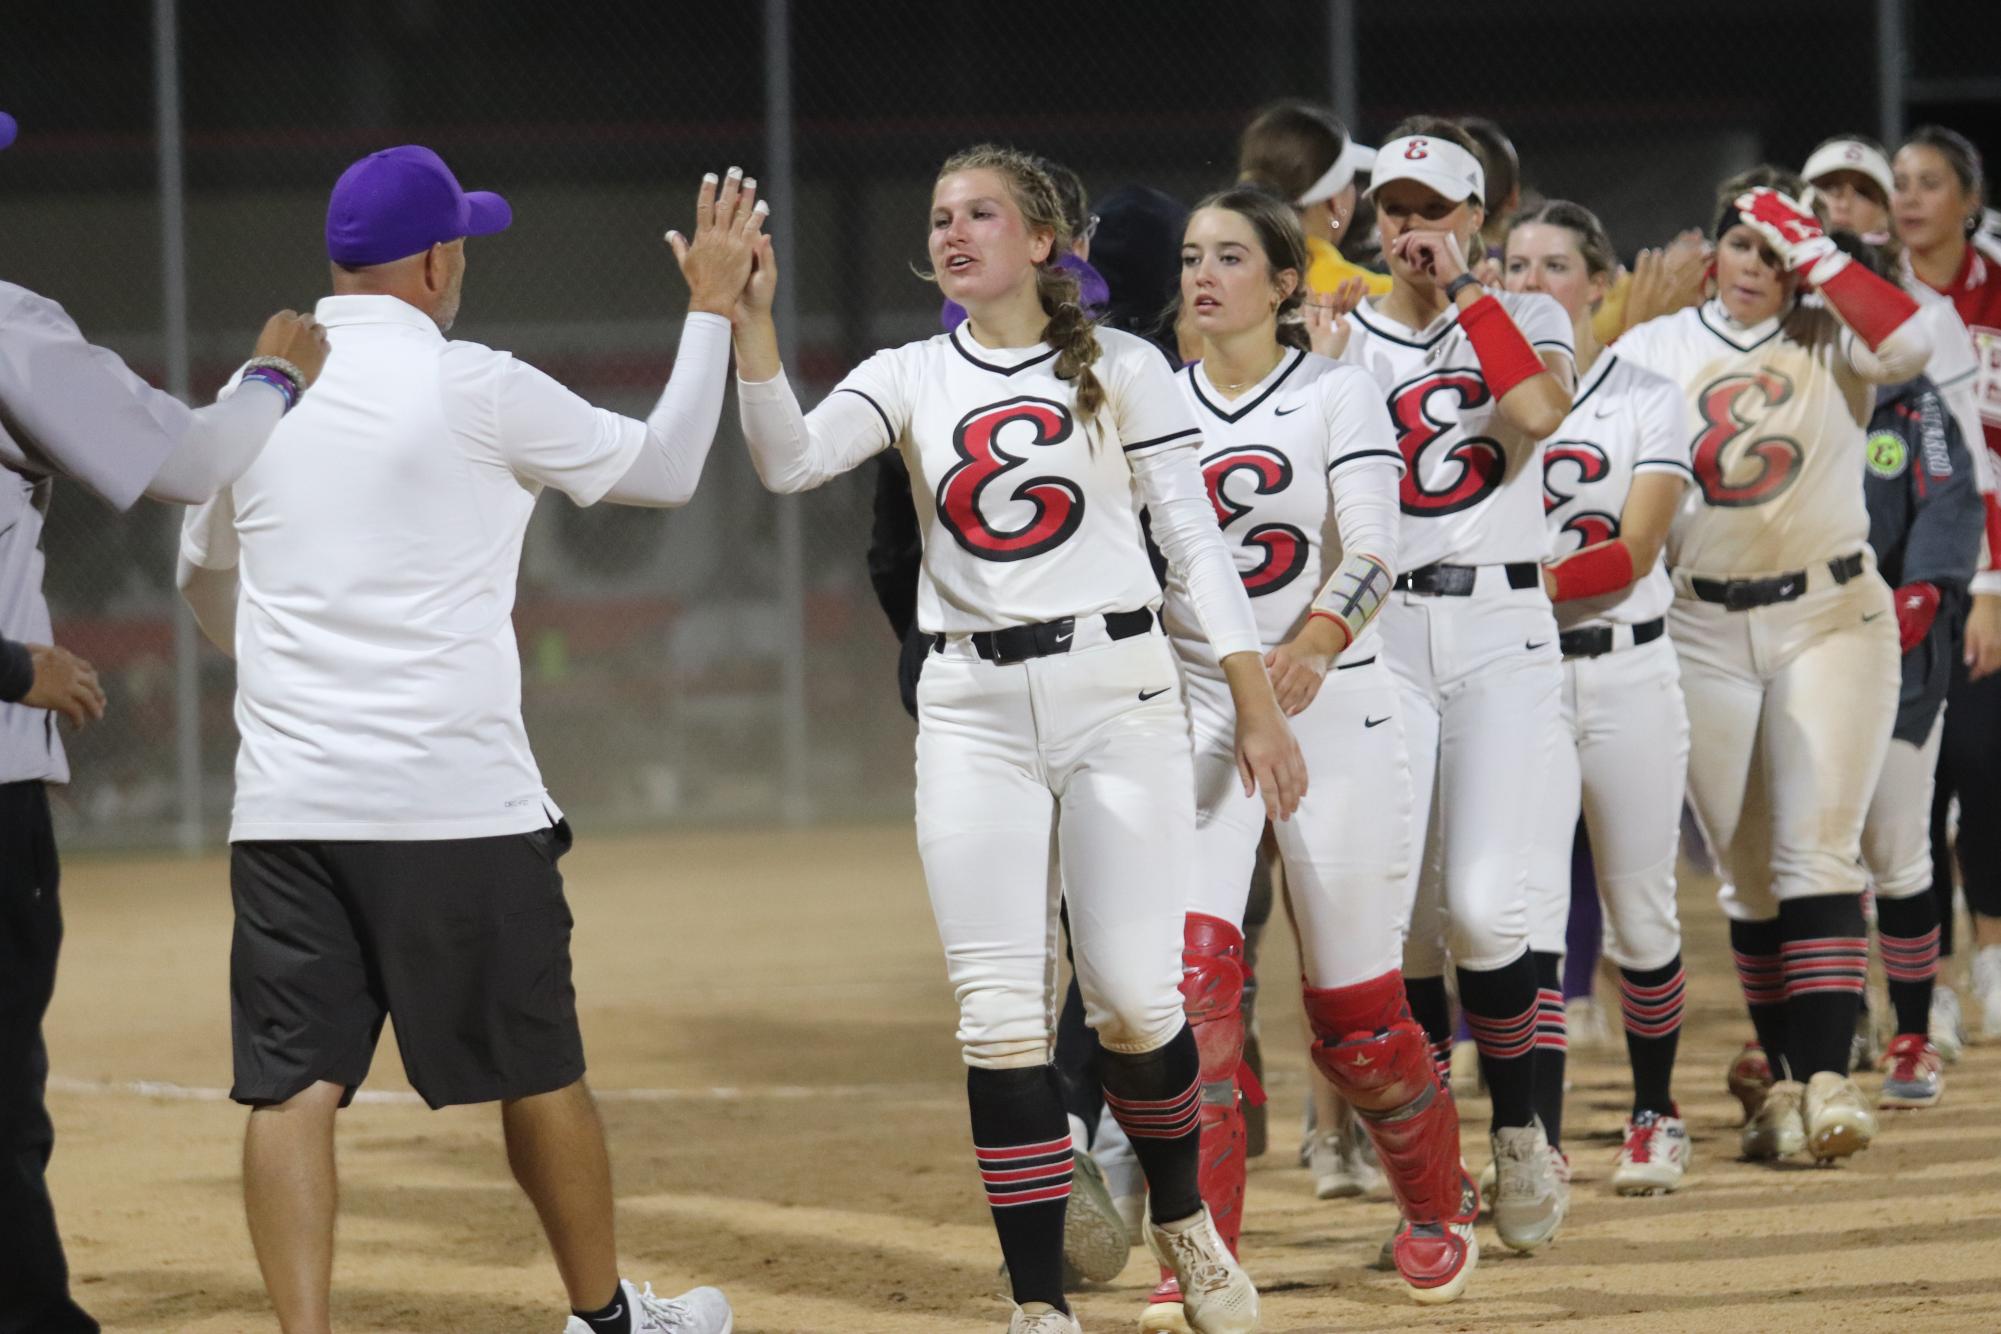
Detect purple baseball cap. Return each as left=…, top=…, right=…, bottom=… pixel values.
left=0, top=113, right=17, bottom=152
left=325, top=145, right=511, bottom=266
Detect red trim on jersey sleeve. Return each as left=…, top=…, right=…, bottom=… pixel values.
left=1458, top=295, right=1548, bottom=400
left=1815, top=261, right=1920, bottom=349
left=1548, top=539, right=1635, bottom=602
left=1984, top=491, right=2001, bottom=574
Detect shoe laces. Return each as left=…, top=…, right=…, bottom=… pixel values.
left=630, top=1283, right=700, bottom=1332
left=1493, top=1127, right=1548, bottom=1197
left=1885, top=1035, right=1936, bottom=1078
left=1159, top=1223, right=1234, bottom=1295
left=1015, top=1310, right=1076, bottom=1333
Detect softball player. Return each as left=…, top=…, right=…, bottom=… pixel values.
left=1337, top=117, right=1577, bottom=1254
left=1895, top=126, right=2001, bottom=1044
left=1152, top=184, right=1474, bottom=1315
left=1616, top=169, right=1932, bottom=1164
left=1235, top=102, right=1389, bottom=302
left=730, top=145, right=1303, bottom=1334
left=1504, top=202, right=1695, bottom=1195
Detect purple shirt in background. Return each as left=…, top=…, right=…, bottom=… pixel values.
left=940, top=253, right=1111, bottom=331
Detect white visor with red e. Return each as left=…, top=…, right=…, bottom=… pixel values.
left=1366, top=135, right=1485, bottom=206
left=1294, top=137, right=1378, bottom=206
left=1801, top=138, right=1894, bottom=202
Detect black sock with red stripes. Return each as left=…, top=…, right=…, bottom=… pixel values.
left=1457, top=953, right=1541, bottom=1131
left=1530, top=951, right=1568, bottom=1149
left=1618, top=955, right=1686, bottom=1116
left=1876, top=892, right=1942, bottom=1038
left=1099, top=1024, right=1203, bottom=1224
left=1778, top=894, right=1869, bottom=1078
left=967, top=1065, right=1072, bottom=1312
left=1730, top=917, right=1790, bottom=1080
left=1402, top=974, right=1454, bottom=1086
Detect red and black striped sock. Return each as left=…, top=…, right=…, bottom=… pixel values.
left=1100, top=1024, right=1203, bottom=1224
left=1876, top=893, right=1942, bottom=1038
left=1402, top=974, right=1454, bottom=1085
left=1618, top=955, right=1685, bottom=1115
left=1730, top=917, right=1790, bottom=1080
left=1778, top=895, right=1869, bottom=1078
left=1530, top=951, right=1568, bottom=1149
left=967, top=1065, right=1072, bottom=1312
left=1458, top=953, right=1541, bottom=1131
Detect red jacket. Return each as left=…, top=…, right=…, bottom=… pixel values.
left=1918, top=236, right=2001, bottom=581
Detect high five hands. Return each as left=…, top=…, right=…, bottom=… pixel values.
left=668, top=167, right=772, bottom=324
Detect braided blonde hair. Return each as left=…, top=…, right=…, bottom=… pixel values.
left=933, top=144, right=1106, bottom=428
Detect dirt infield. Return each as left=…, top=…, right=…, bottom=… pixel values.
left=41, top=826, right=2001, bottom=1332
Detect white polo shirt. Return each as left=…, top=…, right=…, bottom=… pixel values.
left=183, top=293, right=666, bottom=842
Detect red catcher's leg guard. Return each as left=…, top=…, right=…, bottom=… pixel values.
left=1180, top=912, right=1249, bottom=1255
left=1302, top=972, right=1474, bottom=1230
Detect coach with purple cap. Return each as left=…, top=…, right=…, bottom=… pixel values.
left=0, top=110, right=327, bottom=1334
left=176, top=143, right=764, bottom=1334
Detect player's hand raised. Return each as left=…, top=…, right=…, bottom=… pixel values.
left=668, top=166, right=770, bottom=320
left=1392, top=229, right=1470, bottom=287
left=1302, top=276, right=1367, bottom=360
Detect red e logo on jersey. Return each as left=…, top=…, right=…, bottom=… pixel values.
left=1404, top=139, right=1430, bottom=160
left=1201, top=446, right=1307, bottom=596
left=1542, top=439, right=1621, bottom=550
left=935, top=396, right=1085, bottom=561
left=1690, top=369, right=1803, bottom=508
left=1389, top=371, right=1505, bottom=516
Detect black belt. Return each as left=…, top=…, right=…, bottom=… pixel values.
left=1560, top=617, right=1665, bottom=659
left=933, top=607, right=1156, bottom=666
left=1687, top=552, right=1865, bottom=611
left=1393, top=561, right=1541, bottom=596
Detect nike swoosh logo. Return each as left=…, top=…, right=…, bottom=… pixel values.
left=1364, top=715, right=1390, bottom=728
left=1593, top=404, right=1617, bottom=419
left=1526, top=640, right=1550, bottom=651
left=1862, top=611, right=1885, bottom=622
left=1138, top=687, right=1171, bottom=701
left=1274, top=403, right=1304, bottom=417
left=590, top=1307, right=624, bottom=1327
left=1054, top=631, right=1073, bottom=643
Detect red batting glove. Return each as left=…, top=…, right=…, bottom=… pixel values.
left=1735, top=187, right=1847, bottom=286
left=1896, top=581, right=1941, bottom=654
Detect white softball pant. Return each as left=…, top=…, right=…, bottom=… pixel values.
left=1183, top=655, right=1414, bottom=989
left=1669, top=569, right=1900, bottom=921
left=1386, top=578, right=1564, bottom=976
left=1526, top=632, right=1689, bottom=970
left=1863, top=711, right=1946, bottom=901
left=915, top=626, right=1191, bottom=1069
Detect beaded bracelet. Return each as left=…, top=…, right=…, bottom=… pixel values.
left=240, top=356, right=306, bottom=413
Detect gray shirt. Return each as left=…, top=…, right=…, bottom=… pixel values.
left=0, top=280, right=282, bottom=782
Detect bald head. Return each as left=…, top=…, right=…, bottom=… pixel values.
left=331, top=238, right=467, bottom=331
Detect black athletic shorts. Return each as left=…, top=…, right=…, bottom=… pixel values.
left=228, top=822, right=584, bottom=1110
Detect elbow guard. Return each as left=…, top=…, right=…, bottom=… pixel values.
left=1308, top=551, right=1394, bottom=649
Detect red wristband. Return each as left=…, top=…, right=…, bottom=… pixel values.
left=1549, top=540, right=1635, bottom=602
left=1815, top=261, right=1920, bottom=350
left=1458, top=294, right=1549, bottom=401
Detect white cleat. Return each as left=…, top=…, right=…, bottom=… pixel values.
left=1065, top=1148, right=1131, bottom=1283
left=1146, top=1208, right=1258, bottom=1334
left=560, top=1280, right=733, bottom=1334
left=1741, top=1079, right=1807, bottom=1161
left=1491, top=1119, right=1565, bottom=1252
left=1009, top=1303, right=1084, bottom=1333
left=1804, top=1071, right=1878, bottom=1161
left=1612, top=1109, right=1690, bottom=1195
left=1929, top=985, right=1966, bottom=1064
left=1310, top=1121, right=1388, bottom=1201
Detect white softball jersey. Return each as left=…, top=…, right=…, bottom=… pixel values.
left=1541, top=353, right=1692, bottom=631
left=1162, top=348, right=1404, bottom=679
left=1617, top=299, right=1899, bottom=579
left=1341, top=289, right=1575, bottom=570
left=738, top=322, right=1259, bottom=658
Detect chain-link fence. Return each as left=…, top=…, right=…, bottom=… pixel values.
left=3, top=0, right=1995, bottom=849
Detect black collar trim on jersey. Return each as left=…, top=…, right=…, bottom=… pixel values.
left=1351, top=301, right=1460, bottom=350
left=949, top=323, right=1061, bottom=375
left=1185, top=348, right=1307, bottom=423
left=1695, top=302, right=1784, bottom=354
left=1567, top=354, right=1618, bottom=415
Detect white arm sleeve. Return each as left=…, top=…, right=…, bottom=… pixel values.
left=1327, top=455, right=1403, bottom=573
left=1840, top=309, right=1933, bottom=385
left=599, top=312, right=733, bottom=507
left=1133, top=442, right=1262, bottom=661
left=146, top=376, right=286, bottom=504
left=736, top=352, right=906, bottom=494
